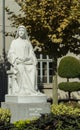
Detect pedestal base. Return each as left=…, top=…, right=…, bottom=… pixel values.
left=2, top=94, right=50, bottom=122
left=1, top=102, right=50, bottom=122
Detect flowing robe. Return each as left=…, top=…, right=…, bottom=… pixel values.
left=8, top=38, right=38, bottom=95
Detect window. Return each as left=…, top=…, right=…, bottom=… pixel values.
left=37, top=54, right=53, bottom=85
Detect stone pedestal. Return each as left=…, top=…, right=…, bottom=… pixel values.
left=5, top=94, right=47, bottom=103
left=1, top=95, right=50, bottom=122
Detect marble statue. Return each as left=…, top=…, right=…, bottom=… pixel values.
left=8, top=25, right=39, bottom=95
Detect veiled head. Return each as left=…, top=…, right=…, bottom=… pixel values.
left=15, top=25, right=29, bottom=40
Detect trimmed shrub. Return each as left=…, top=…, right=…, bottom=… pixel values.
left=58, top=56, right=80, bottom=78
left=58, top=56, right=80, bottom=100
left=58, top=82, right=80, bottom=92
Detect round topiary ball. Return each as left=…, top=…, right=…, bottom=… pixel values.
left=58, top=56, right=80, bottom=78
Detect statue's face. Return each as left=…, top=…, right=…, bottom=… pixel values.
left=18, top=27, right=25, bottom=38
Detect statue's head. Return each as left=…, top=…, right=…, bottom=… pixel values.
left=15, top=25, right=29, bottom=40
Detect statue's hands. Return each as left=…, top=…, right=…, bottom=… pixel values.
left=16, top=58, right=22, bottom=64
left=23, top=57, right=30, bottom=62
left=11, top=65, right=18, bottom=75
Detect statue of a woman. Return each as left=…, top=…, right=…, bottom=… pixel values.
left=8, top=25, right=39, bottom=95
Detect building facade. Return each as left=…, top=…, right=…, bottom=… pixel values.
left=0, top=0, right=20, bottom=56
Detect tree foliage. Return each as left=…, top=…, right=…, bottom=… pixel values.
left=5, top=0, right=80, bottom=56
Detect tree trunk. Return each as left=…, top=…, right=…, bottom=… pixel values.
left=52, top=72, right=58, bottom=104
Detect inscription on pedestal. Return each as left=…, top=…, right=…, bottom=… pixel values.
left=29, top=107, right=43, bottom=117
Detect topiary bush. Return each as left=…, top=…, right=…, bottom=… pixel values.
left=58, top=82, right=80, bottom=92
left=58, top=56, right=80, bottom=100
left=58, top=56, right=80, bottom=78
left=58, top=82, right=80, bottom=99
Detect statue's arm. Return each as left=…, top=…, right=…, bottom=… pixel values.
left=8, top=40, right=16, bottom=64
left=7, top=40, right=19, bottom=74
left=29, top=41, right=38, bottom=66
